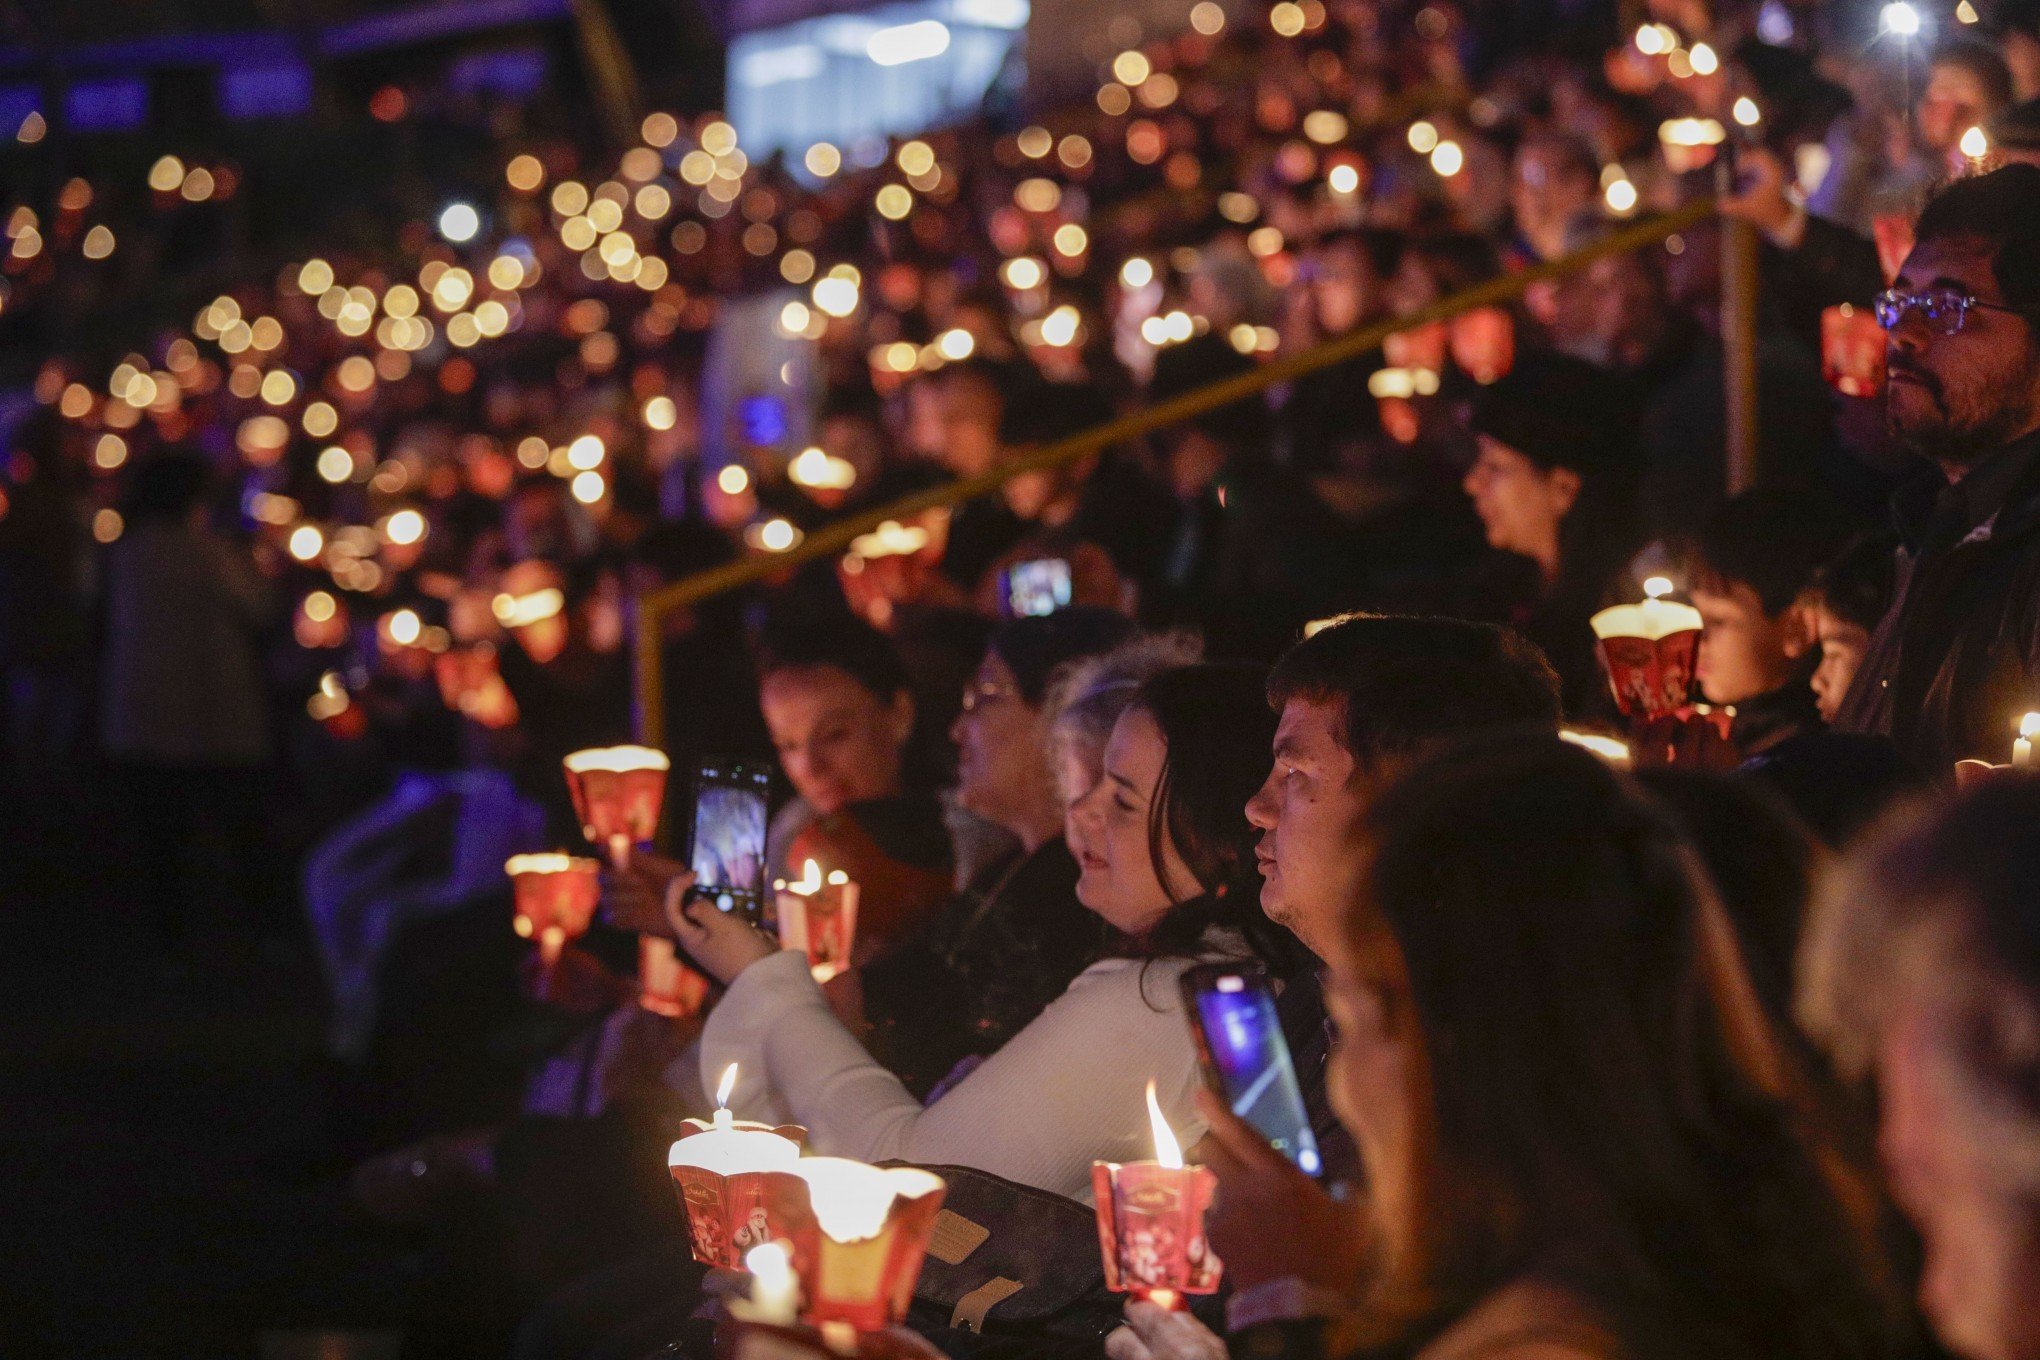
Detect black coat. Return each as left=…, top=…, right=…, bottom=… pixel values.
left=1838, top=441, right=2040, bottom=776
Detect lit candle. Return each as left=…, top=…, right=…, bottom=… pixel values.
left=788, top=1157, right=948, bottom=1332
left=735, top=1242, right=799, bottom=1326
left=1091, top=1082, right=1223, bottom=1310
left=562, top=744, right=671, bottom=869
left=1590, top=582, right=1704, bottom=723
left=776, top=860, right=861, bottom=983
left=504, top=853, right=601, bottom=967
left=2015, top=712, right=2039, bottom=766
left=667, top=1063, right=807, bottom=1270
left=1961, top=125, right=1990, bottom=174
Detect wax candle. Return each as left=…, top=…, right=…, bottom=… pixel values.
left=562, top=745, right=671, bottom=868
left=1091, top=1082, right=1223, bottom=1310
left=734, top=1242, right=800, bottom=1327
left=504, top=853, right=601, bottom=966
left=776, top=860, right=861, bottom=983
left=787, top=1158, right=947, bottom=1333
left=2014, top=713, right=2039, bottom=767
left=668, top=1065, right=809, bottom=1270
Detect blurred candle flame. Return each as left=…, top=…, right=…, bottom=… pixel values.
left=717, top=1062, right=739, bottom=1109
left=1146, top=1081, right=1183, bottom=1169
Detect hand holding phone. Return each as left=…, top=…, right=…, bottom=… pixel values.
left=1179, top=964, right=1322, bottom=1177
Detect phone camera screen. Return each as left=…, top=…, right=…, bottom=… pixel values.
left=1005, top=559, right=1072, bottom=618
left=691, top=765, right=769, bottom=918
left=1195, top=981, right=1323, bottom=1177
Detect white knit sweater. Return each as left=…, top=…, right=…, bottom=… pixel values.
left=701, top=945, right=1225, bottom=1202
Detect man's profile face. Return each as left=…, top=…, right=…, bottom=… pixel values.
left=1887, top=236, right=2040, bottom=471
left=1244, top=697, right=1371, bottom=960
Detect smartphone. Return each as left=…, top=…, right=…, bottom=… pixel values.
left=1180, top=963, right=1324, bottom=1178
left=688, top=759, right=772, bottom=923
left=1000, top=557, right=1073, bottom=619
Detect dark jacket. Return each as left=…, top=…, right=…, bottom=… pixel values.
left=1837, top=433, right=2040, bottom=776
left=858, top=838, right=1109, bottom=1098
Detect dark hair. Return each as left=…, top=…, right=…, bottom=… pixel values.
left=1352, top=735, right=1897, bottom=1360
left=1267, top=614, right=1563, bottom=772
left=1912, top=163, right=2040, bottom=325
left=756, top=610, right=909, bottom=701
left=1127, top=664, right=1302, bottom=969
left=1636, top=767, right=1821, bottom=1025
left=1687, top=486, right=1854, bottom=617
left=1807, top=533, right=1896, bottom=634
left=1469, top=350, right=1641, bottom=480
left=987, top=607, right=1137, bottom=707
left=1932, top=38, right=2016, bottom=114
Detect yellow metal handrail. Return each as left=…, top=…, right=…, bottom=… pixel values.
left=636, top=197, right=1717, bottom=746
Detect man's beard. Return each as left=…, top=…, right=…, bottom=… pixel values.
left=1888, top=371, right=2039, bottom=469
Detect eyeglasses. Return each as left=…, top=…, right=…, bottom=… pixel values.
left=1873, top=287, right=2022, bottom=336
left=959, top=680, right=1018, bottom=714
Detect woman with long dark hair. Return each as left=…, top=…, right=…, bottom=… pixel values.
left=672, top=663, right=1294, bottom=1200
left=1113, top=735, right=1902, bottom=1360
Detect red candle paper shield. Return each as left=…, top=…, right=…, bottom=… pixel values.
left=1448, top=307, right=1515, bottom=385
left=1821, top=304, right=1886, bottom=399
left=563, top=745, right=671, bottom=866
left=786, top=1160, right=947, bottom=1333
left=504, top=854, right=601, bottom=964
left=667, top=1118, right=809, bottom=1270
left=639, top=934, right=711, bottom=1017
left=776, top=863, right=860, bottom=984
left=1091, top=1160, right=1223, bottom=1304
left=1589, top=597, right=1703, bottom=722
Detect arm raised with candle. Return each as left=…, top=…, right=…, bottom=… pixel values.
left=701, top=949, right=1215, bottom=1202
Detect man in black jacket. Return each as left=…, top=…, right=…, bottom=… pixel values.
left=1837, top=165, right=2040, bottom=777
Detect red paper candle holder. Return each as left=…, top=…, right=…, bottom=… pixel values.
left=639, top=934, right=711, bottom=1017
left=563, top=745, right=671, bottom=868
left=775, top=860, right=860, bottom=984
left=668, top=1111, right=809, bottom=1270
left=786, top=1158, right=947, bottom=1334
left=504, top=853, right=601, bottom=965
left=1092, top=1083, right=1222, bottom=1309
left=1589, top=588, right=1702, bottom=723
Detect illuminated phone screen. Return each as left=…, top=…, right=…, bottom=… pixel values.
left=689, top=761, right=771, bottom=922
left=1192, top=973, right=1323, bottom=1177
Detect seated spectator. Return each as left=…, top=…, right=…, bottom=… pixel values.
left=1201, top=615, right=1562, bottom=1259
left=1460, top=352, right=1645, bottom=720
left=1800, top=779, right=2040, bottom=1360
left=1686, top=487, right=1853, bottom=758
left=674, top=662, right=1289, bottom=1200
left=751, top=613, right=950, bottom=927
left=1117, top=735, right=1901, bottom=1360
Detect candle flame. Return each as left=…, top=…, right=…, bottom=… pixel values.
left=746, top=1240, right=793, bottom=1292
left=790, top=859, right=823, bottom=894
left=1643, top=575, right=1674, bottom=599
left=1146, top=1080, right=1183, bottom=1169
left=2021, top=712, right=2040, bottom=739
left=716, top=1062, right=738, bottom=1109
left=1961, top=125, right=1990, bottom=160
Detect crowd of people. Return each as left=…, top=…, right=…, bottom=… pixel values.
left=11, top=0, right=2040, bottom=1354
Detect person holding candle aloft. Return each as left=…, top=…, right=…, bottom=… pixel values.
left=1110, top=734, right=1904, bottom=1360
left=678, top=664, right=1296, bottom=1202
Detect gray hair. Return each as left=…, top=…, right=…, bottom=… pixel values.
left=1043, top=630, right=1204, bottom=803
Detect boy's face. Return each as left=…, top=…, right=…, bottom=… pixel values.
left=1809, top=603, right=1873, bottom=724
left=1692, top=581, right=1801, bottom=706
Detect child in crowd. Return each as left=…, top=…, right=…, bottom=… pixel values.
left=1686, top=489, right=1852, bottom=758
left=1798, top=534, right=1896, bottom=725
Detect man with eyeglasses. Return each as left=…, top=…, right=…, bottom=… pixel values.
left=1836, top=164, right=2040, bottom=776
